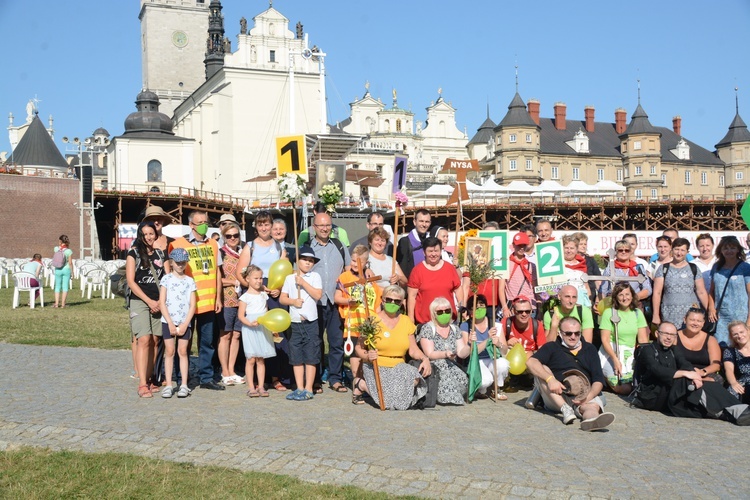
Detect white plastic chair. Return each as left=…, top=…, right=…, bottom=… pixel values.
left=12, top=271, right=44, bottom=309
left=0, top=263, right=9, bottom=288
left=84, top=269, right=109, bottom=299
left=78, top=263, right=100, bottom=292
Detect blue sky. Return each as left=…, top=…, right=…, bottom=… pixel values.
left=2, top=0, right=749, bottom=157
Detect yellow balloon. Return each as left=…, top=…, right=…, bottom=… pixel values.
left=267, top=259, right=293, bottom=290
left=257, top=308, right=291, bottom=333
left=596, top=296, right=612, bottom=315
left=507, top=343, right=527, bottom=375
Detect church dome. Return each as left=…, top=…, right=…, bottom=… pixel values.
left=123, top=90, right=175, bottom=136
left=93, top=127, right=110, bottom=137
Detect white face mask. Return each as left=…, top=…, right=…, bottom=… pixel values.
left=559, top=333, right=582, bottom=350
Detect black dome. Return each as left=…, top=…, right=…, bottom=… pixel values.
left=123, top=90, right=174, bottom=136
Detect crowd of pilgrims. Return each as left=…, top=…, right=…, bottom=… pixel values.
left=124, top=204, right=750, bottom=428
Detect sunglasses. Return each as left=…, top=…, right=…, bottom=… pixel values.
left=383, top=297, right=402, bottom=304
left=616, top=248, right=630, bottom=253
left=436, top=309, right=452, bottom=316
left=225, top=233, right=240, bottom=239
left=561, top=330, right=581, bottom=337
left=515, top=309, right=532, bottom=315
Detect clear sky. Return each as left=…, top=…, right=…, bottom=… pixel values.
left=2, top=0, right=749, bottom=158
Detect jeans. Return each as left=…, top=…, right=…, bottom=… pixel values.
left=196, top=311, right=217, bottom=384
left=317, top=302, right=343, bottom=385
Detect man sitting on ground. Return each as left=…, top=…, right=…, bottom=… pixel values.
left=632, top=322, right=750, bottom=426
left=526, top=317, right=616, bottom=431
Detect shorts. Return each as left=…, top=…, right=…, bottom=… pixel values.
left=129, top=299, right=163, bottom=339
left=161, top=322, right=193, bottom=341
left=289, top=320, right=321, bottom=366
left=221, top=306, right=243, bottom=332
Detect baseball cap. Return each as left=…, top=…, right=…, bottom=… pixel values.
left=169, top=248, right=190, bottom=263
left=297, top=245, right=320, bottom=263
left=512, top=232, right=531, bottom=246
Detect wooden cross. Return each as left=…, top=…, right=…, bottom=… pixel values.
left=441, top=158, right=478, bottom=206
left=341, top=257, right=382, bottom=317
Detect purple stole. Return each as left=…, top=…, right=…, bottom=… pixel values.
left=408, top=229, right=426, bottom=266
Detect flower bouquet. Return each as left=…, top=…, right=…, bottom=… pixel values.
left=355, top=315, right=385, bottom=410
left=318, top=182, right=343, bottom=213
left=277, top=173, right=307, bottom=202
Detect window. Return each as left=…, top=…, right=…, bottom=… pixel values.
left=572, top=167, right=580, bottom=180
left=597, top=169, right=604, bottom=181
left=737, top=171, right=744, bottom=181
left=269, top=50, right=276, bottom=63
left=634, top=140, right=642, bottom=150
left=661, top=173, right=667, bottom=186
left=720, top=175, right=725, bottom=187
left=617, top=169, right=623, bottom=182
left=509, top=160, right=517, bottom=171
left=635, top=166, right=642, bottom=176
left=147, top=160, right=162, bottom=182
left=685, top=171, right=691, bottom=184
left=525, top=133, right=532, bottom=143
left=650, top=165, right=656, bottom=175
left=525, top=159, right=532, bottom=171
left=396, top=119, right=402, bottom=133
left=551, top=166, right=559, bottom=179
left=701, top=172, right=708, bottom=185
left=635, top=189, right=643, bottom=200
left=651, top=189, right=657, bottom=199
left=509, top=134, right=517, bottom=143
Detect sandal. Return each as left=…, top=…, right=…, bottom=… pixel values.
left=137, top=385, right=153, bottom=398
left=258, top=387, right=270, bottom=397
left=497, top=392, right=508, bottom=401
left=329, top=382, right=348, bottom=393
left=313, top=384, right=323, bottom=394
left=246, top=388, right=260, bottom=398
left=273, top=380, right=287, bottom=391
left=148, top=382, right=161, bottom=393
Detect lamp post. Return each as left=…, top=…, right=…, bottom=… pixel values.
left=63, top=134, right=109, bottom=259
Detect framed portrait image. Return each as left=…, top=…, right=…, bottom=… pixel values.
left=315, top=161, right=346, bottom=198
left=463, top=237, right=491, bottom=269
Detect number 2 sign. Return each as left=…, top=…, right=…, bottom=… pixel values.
left=276, top=135, right=308, bottom=176
left=535, top=241, right=565, bottom=280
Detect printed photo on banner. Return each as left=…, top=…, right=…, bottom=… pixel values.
left=315, top=161, right=346, bottom=196
left=463, top=237, right=491, bottom=268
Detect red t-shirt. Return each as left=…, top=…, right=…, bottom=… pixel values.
left=408, top=262, right=461, bottom=324
left=504, top=318, right=546, bottom=352
left=462, top=275, right=502, bottom=306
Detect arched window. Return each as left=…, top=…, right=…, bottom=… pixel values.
left=396, top=119, right=402, bottom=132
left=147, top=160, right=162, bottom=182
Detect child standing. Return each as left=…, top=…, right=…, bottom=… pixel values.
left=238, top=265, right=276, bottom=397
left=159, top=248, right=197, bottom=398
left=280, top=245, right=323, bottom=401
left=334, top=245, right=382, bottom=404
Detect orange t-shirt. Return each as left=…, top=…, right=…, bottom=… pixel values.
left=337, top=270, right=382, bottom=337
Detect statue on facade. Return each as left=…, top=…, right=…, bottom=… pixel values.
left=296, top=21, right=303, bottom=39
left=223, top=36, right=231, bottom=53
left=240, top=17, right=247, bottom=35
left=25, top=99, right=36, bottom=123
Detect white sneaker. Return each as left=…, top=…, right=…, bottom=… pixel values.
left=580, top=412, right=615, bottom=431
left=230, top=375, right=246, bottom=385
left=221, top=376, right=235, bottom=386
left=161, top=386, right=174, bottom=399
left=176, top=385, right=192, bottom=398
left=561, top=403, right=576, bottom=425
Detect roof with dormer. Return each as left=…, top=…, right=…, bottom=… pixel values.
left=715, top=112, right=750, bottom=148
left=496, top=93, right=538, bottom=129
left=468, top=116, right=496, bottom=146
left=5, top=114, right=68, bottom=169
left=621, top=103, right=660, bottom=136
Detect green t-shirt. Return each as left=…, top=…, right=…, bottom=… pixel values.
left=543, top=305, right=594, bottom=331
left=598, top=307, right=647, bottom=349
left=298, top=225, right=350, bottom=247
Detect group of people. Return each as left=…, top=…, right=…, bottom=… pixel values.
left=121, top=203, right=750, bottom=430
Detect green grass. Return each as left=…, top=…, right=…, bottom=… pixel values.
left=0, top=447, right=403, bottom=499
left=0, top=285, right=130, bottom=350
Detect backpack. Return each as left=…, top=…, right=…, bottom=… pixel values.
left=51, top=248, right=66, bottom=269
left=110, top=249, right=164, bottom=299
left=504, top=316, right=540, bottom=346
left=661, top=262, right=698, bottom=281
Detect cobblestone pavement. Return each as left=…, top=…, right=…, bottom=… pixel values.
left=1, top=343, right=748, bottom=498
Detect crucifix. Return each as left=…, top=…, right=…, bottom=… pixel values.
left=581, top=247, right=646, bottom=382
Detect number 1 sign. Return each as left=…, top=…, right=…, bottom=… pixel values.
left=478, top=230, right=509, bottom=277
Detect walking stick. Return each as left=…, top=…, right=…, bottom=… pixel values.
left=611, top=306, right=621, bottom=385
left=292, top=198, right=301, bottom=296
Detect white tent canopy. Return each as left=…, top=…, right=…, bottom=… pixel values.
left=537, top=180, right=568, bottom=192
left=593, top=180, right=626, bottom=192
left=566, top=180, right=598, bottom=192
left=503, top=180, right=537, bottom=193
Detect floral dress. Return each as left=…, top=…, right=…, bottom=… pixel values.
left=417, top=322, right=467, bottom=405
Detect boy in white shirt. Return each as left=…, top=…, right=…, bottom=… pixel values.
left=280, top=245, right=323, bottom=401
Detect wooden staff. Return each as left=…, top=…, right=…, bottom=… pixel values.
left=292, top=197, right=301, bottom=295
left=453, top=198, right=462, bottom=265
left=391, top=205, right=400, bottom=275
left=490, top=281, right=499, bottom=403
left=353, top=256, right=386, bottom=411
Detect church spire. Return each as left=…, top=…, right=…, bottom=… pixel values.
left=204, top=0, right=226, bottom=80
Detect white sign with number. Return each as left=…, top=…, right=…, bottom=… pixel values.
left=534, top=241, right=566, bottom=293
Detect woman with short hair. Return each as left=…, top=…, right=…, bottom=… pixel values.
left=416, top=297, right=470, bottom=405
left=407, top=237, right=462, bottom=325
left=652, top=237, right=709, bottom=327
left=724, top=321, right=750, bottom=404
left=218, top=221, right=245, bottom=386
left=367, top=227, right=406, bottom=289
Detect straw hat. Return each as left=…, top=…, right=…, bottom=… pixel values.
left=143, top=205, right=172, bottom=226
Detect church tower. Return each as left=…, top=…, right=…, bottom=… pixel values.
left=139, top=0, right=209, bottom=118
